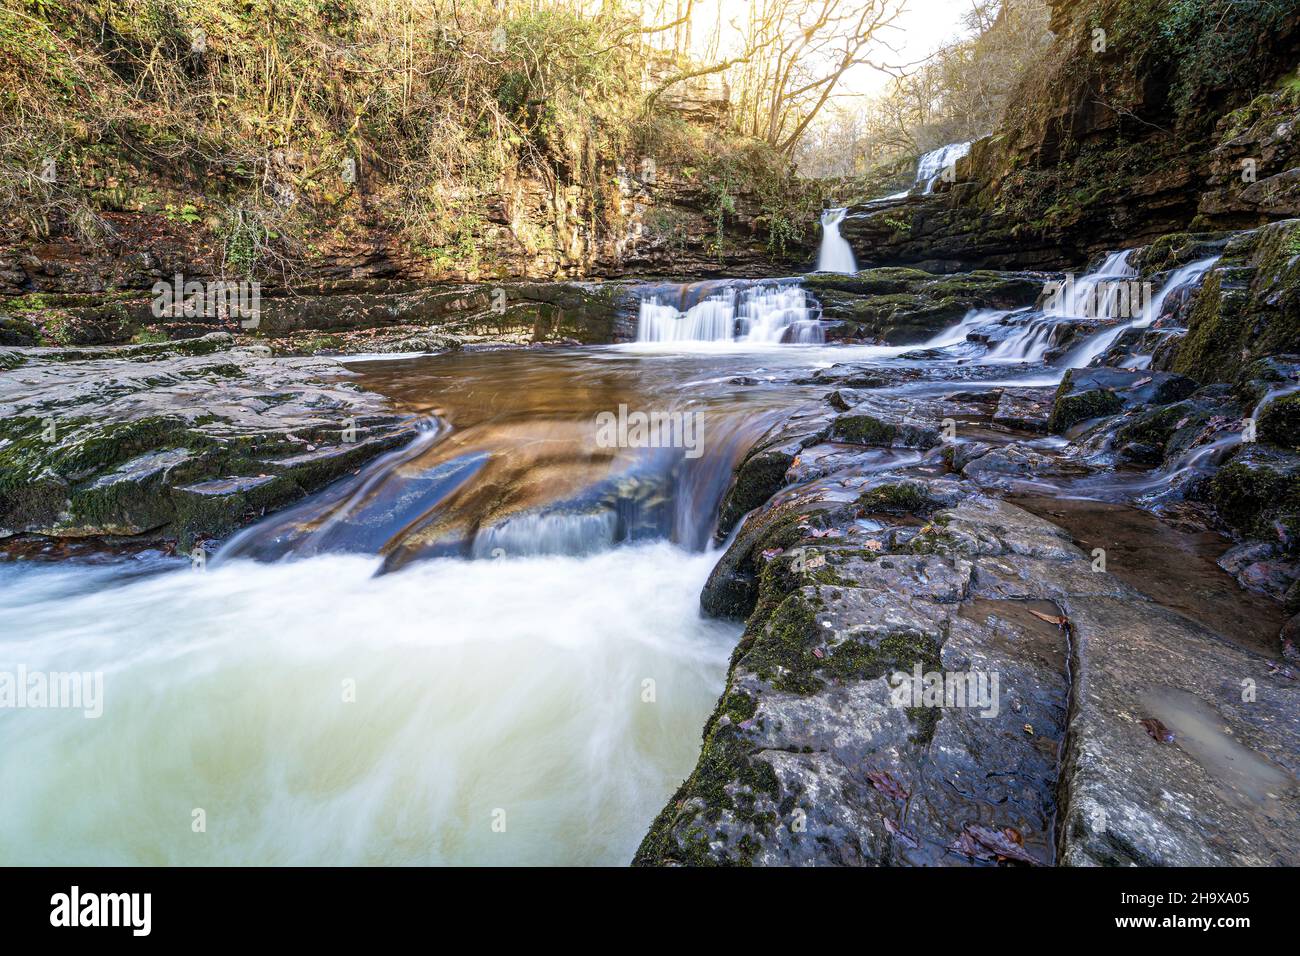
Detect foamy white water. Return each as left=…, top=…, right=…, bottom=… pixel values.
left=815, top=208, right=857, bottom=273
left=636, top=283, right=822, bottom=345
left=0, top=545, right=736, bottom=865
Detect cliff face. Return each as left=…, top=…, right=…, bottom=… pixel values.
left=843, top=0, right=1300, bottom=271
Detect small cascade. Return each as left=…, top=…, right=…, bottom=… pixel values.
left=1049, top=250, right=1138, bottom=320
left=921, top=308, right=1004, bottom=348
left=875, top=141, right=974, bottom=200
left=636, top=283, right=822, bottom=345
left=916, top=141, right=972, bottom=194
left=815, top=207, right=857, bottom=273
left=1066, top=255, right=1220, bottom=368
left=987, top=313, right=1059, bottom=363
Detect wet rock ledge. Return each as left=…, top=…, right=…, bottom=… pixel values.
left=635, top=412, right=1300, bottom=867
left=0, top=333, right=416, bottom=550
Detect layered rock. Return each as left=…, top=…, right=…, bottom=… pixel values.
left=0, top=333, right=415, bottom=548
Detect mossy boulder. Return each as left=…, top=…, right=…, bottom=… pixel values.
left=1048, top=368, right=1196, bottom=434
left=809, top=268, right=1042, bottom=343
left=830, top=414, right=895, bottom=446
left=1259, top=394, right=1300, bottom=451
left=1209, top=444, right=1300, bottom=546
left=715, top=448, right=795, bottom=538
left=1174, top=221, right=1300, bottom=384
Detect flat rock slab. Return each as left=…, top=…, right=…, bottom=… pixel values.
left=1059, top=595, right=1300, bottom=866
left=639, top=489, right=1300, bottom=867
left=0, top=333, right=414, bottom=545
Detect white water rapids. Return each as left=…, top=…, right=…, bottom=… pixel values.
left=0, top=545, right=734, bottom=865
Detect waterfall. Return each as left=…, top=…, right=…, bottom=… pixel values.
left=636, top=294, right=736, bottom=343
left=815, top=207, right=857, bottom=273
left=916, top=141, right=972, bottom=194
left=636, top=283, right=823, bottom=345
left=875, top=141, right=974, bottom=201
left=921, top=308, right=1003, bottom=348
left=988, top=313, right=1058, bottom=363
left=1065, top=255, right=1220, bottom=368
left=1049, top=250, right=1138, bottom=320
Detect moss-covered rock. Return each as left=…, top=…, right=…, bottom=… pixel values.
left=1209, top=444, right=1300, bottom=544
left=831, top=414, right=896, bottom=446
left=1174, top=222, right=1300, bottom=384
left=1048, top=385, right=1124, bottom=433
left=1259, top=394, right=1300, bottom=451
left=715, top=448, right=795, bottom=537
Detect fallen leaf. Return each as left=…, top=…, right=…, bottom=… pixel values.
left=1023, top=723, right=1034, bottom=736
left=760, top=548, right=783, bottom=561
left=949, top=830, right=993, bottom=860
left=882, top=816, right=919, bottom=848
left=1028, top=609, right=1069, bottom=627
left=812, top=647, right=824, bottom=659
left=965, top=825, right=1041, bottom=865
left=1139, top=717, right=1176, bottom=743
left=865, top=539, right=883, bottom=552
left=866, top=770, right=909, bottom=801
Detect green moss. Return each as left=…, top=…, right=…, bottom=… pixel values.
left=855, top=482, right=933, bottom=516
left=1259, top=396, right=1300, bottom=451
left=1210, top=454, right=1300, bottom=540
left=832, top=414, right=896, bottom=446
left=1048, top=374, right=1125, bottom=433
left=717, top=449, right=794, bottom=536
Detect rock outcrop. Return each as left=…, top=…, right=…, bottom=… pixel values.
left=0, top=333, right=415, bottom=548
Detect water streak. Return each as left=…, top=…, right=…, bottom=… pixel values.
left=815, top=207, right=857, bottom=274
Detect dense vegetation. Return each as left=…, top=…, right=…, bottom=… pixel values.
left=0, top=0, right=827, bottom=280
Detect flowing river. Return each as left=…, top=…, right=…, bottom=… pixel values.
left=0, top=246, right=1249, bottom=864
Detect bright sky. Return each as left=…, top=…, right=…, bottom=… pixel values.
left=670, top=0, right=979, bottom=98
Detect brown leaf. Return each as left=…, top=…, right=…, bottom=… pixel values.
left=882, top=816, right=919, bottom=848
left=865, top=539, right=883, bottom=552
left=866, top=770, right=909, bottom=801
left=1028, top=609, right=1068, bottom=627
left=965, top=825, right=1041, bottom=865
left=1139, top=717, right=1175, bottom=743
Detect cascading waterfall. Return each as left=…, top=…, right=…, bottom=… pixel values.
left=879, top=141, right=974, bottom=199
left=815, top=207, right=857, bottom=273
left=921, top=308, right=1007, bottom=349
left=967, top=251, right=1138, bottom=365
left=636, top=283, right=823, bottom=344
left=917, top=141, right=972, bottom=194
left=1065, top=255, right=1220, bottom=368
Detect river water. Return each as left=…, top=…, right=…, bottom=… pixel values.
left=0, top=251, right=1262, bottom=864
left=0, top=341, right=898, bottom=865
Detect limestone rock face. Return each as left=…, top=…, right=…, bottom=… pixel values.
left=0, top=333, right=414, bottom=547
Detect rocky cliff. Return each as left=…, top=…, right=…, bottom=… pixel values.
left=842, top=0, right=1300, bottom=272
